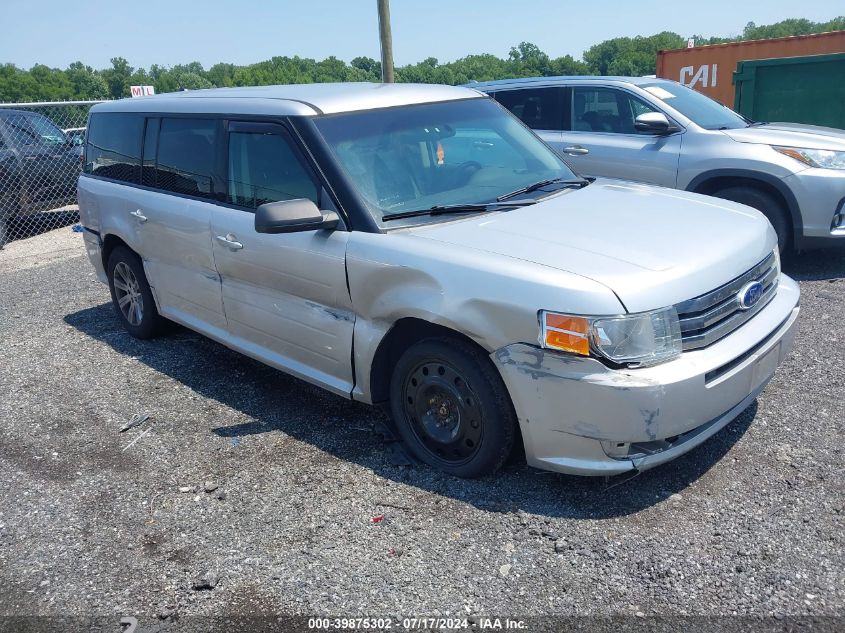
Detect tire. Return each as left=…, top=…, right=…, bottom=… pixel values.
left=0, top=193, right=15, bottom=249
left=389, top=337, right=517, bottom=478
left=106, top=246, right=165, bottom=339
left=711, top=186, right=791, bottom=253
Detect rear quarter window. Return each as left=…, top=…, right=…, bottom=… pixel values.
left=155, top=118, right=218, bottom=199
left=85, top=113, right=144, bottom=183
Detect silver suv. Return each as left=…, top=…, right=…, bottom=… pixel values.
left=473, top=76, right=845, bottom=252
left=78, top=83, right=799, bottom=478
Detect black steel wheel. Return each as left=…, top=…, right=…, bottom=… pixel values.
left=389, top=337, right=517, bottom=477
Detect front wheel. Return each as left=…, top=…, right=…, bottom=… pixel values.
left=389, top=337, right=517, bottom=478
left=107, top=246, right=166, bottom=339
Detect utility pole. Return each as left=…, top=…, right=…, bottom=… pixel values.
left=377, top=0, right=394, bottom=83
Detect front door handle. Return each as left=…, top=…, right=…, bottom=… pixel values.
left=562, top=146, right=589, bottom=156
left=130, top=209, right=148, bottom=223
left=215, top=234, right=244, bottom=250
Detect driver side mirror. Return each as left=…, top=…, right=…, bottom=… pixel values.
left=254, top=199, right=340, bottom=234
left=634, top=112, right=680, bottom=135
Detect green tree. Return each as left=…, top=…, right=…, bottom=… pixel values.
left=208, top=63, right=237, bottom=87
left=584, top=32, right=685, bottom=76
left=743, top=16, right=845, bottom=40
left=101, top=57, right=133, bottom=99
left=0, top=15, right=842, bottom=102
left=66, top=62, right=109, bottom=99
left=351, top=56, right=381, bottom=80
left=507, top=42, right=551, bottom=76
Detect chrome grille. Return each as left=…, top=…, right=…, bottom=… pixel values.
left=675, top=252, right=779, bottom=351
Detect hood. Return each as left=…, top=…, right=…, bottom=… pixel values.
left=722, top=122, right=845, bottom=151
left=406, top=180, right=776, bottom=314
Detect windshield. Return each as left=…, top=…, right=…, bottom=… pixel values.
left=640, top=82, right=748, bottom=130
left=4, top=113, right=69, bottom=146
left=313, top=98, right=577, bottom=225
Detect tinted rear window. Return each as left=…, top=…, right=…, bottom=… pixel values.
left=85, top=113, right=144, bottom=183
left=155, top=118, right=217, bottom=199
left=494, top=87, right=569, bottom=131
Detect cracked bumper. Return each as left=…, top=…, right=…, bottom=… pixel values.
left=492, top=275, right=800, bottom=476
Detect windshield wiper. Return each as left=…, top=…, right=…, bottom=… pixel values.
left=496, top=177, right=589, bottom=202
left=382, top=200, right=535, bottom=222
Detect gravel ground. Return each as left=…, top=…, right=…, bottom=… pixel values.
left=0, top=227, right=842, bottom=630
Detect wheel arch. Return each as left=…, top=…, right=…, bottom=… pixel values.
left=367, top=317, right=493, bottom=405
left=101, top=233, right=133, bottom=271
left=686, top=169, right=803, bottom=243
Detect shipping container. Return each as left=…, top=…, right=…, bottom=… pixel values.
left=656, top=30, right=845, bottom=107
left=733, top=53, right=845, bottom=128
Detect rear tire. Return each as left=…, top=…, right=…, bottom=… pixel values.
left=711, top=186, right=791, bottom=253
left=389, top=337, right=517, bottom=478
left=107, top=246, right=165, bottom=339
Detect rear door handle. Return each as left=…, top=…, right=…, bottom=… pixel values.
left=215, top=234, right=243, bottom=250
left=562, top=146, right=589, bottom=156
left=130, top=209, right=148, bottom=223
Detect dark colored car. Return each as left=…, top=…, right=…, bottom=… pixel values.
left=0, top=109, right=82, bottom=246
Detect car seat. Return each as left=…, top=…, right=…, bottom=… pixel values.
left=573, top=93, right=592, bottom=132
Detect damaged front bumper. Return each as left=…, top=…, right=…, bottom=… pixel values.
left=492, top=275, right=801, bottom=476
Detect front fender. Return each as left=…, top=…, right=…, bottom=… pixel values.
left=345, top=231, right=624, bottom=402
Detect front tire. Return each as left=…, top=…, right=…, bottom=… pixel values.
left=712, top=186, right=791, bottom=253
left=389, top=337, right=517, bottom=478
left=107, top=246, right=165, bottom=339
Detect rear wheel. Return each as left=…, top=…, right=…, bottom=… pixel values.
left=0, top=194, right=15, bottom=249
left=712, top=186, right=791, bottom=253
left=107, top=246, right=165, bottom=339
left=389, top=337, right=517, bottom=478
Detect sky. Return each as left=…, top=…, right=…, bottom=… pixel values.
left=1, top=0, right=842, bottom=70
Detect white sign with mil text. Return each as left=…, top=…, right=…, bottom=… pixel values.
left=130, top=85, right=155, bottom=98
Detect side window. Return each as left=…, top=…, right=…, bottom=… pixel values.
left=627, top=96, right=660, bottom=134
left=573, top=88, right=658, bottom=134
left=227, top=128, right=318, bottom=209
left=85, top=112, right=144, bottom=183
left=494, top=88, right=568, bottom=131
left=156, top=118, right=217, bottom=199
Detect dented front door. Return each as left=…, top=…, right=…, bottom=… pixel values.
left=209, top=120, right=354, bottom=397
left=211, top=206, right=355, bottom=397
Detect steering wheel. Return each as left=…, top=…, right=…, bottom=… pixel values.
left=457, top=161, right=483, bottom=182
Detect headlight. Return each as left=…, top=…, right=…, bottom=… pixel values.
left=774, top=146, right=845, bottom=170
left=540, top=307, right=682, bottom=367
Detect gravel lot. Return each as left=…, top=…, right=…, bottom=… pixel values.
left=0, top=228, right=843, bottom=630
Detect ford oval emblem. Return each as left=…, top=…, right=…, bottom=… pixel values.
left=738, top=281, right=764, bottom=310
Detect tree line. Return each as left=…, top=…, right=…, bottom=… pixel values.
left=1, top=16, right=842, bottom=102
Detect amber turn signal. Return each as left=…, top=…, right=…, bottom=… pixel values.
left=541, top=312, right=590, bottom=356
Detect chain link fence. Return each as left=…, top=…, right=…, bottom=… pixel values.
left=0, top=100, right=105, bottom=249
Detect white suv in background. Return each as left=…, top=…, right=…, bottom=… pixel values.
left=474, top=76, right=845, bottom=252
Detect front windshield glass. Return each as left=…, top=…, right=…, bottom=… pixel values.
left=641, top=82, right=748, bottom=130
left=313, top=98, right=577, bottom=225
left=6, top=113, right=68, bottom=146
